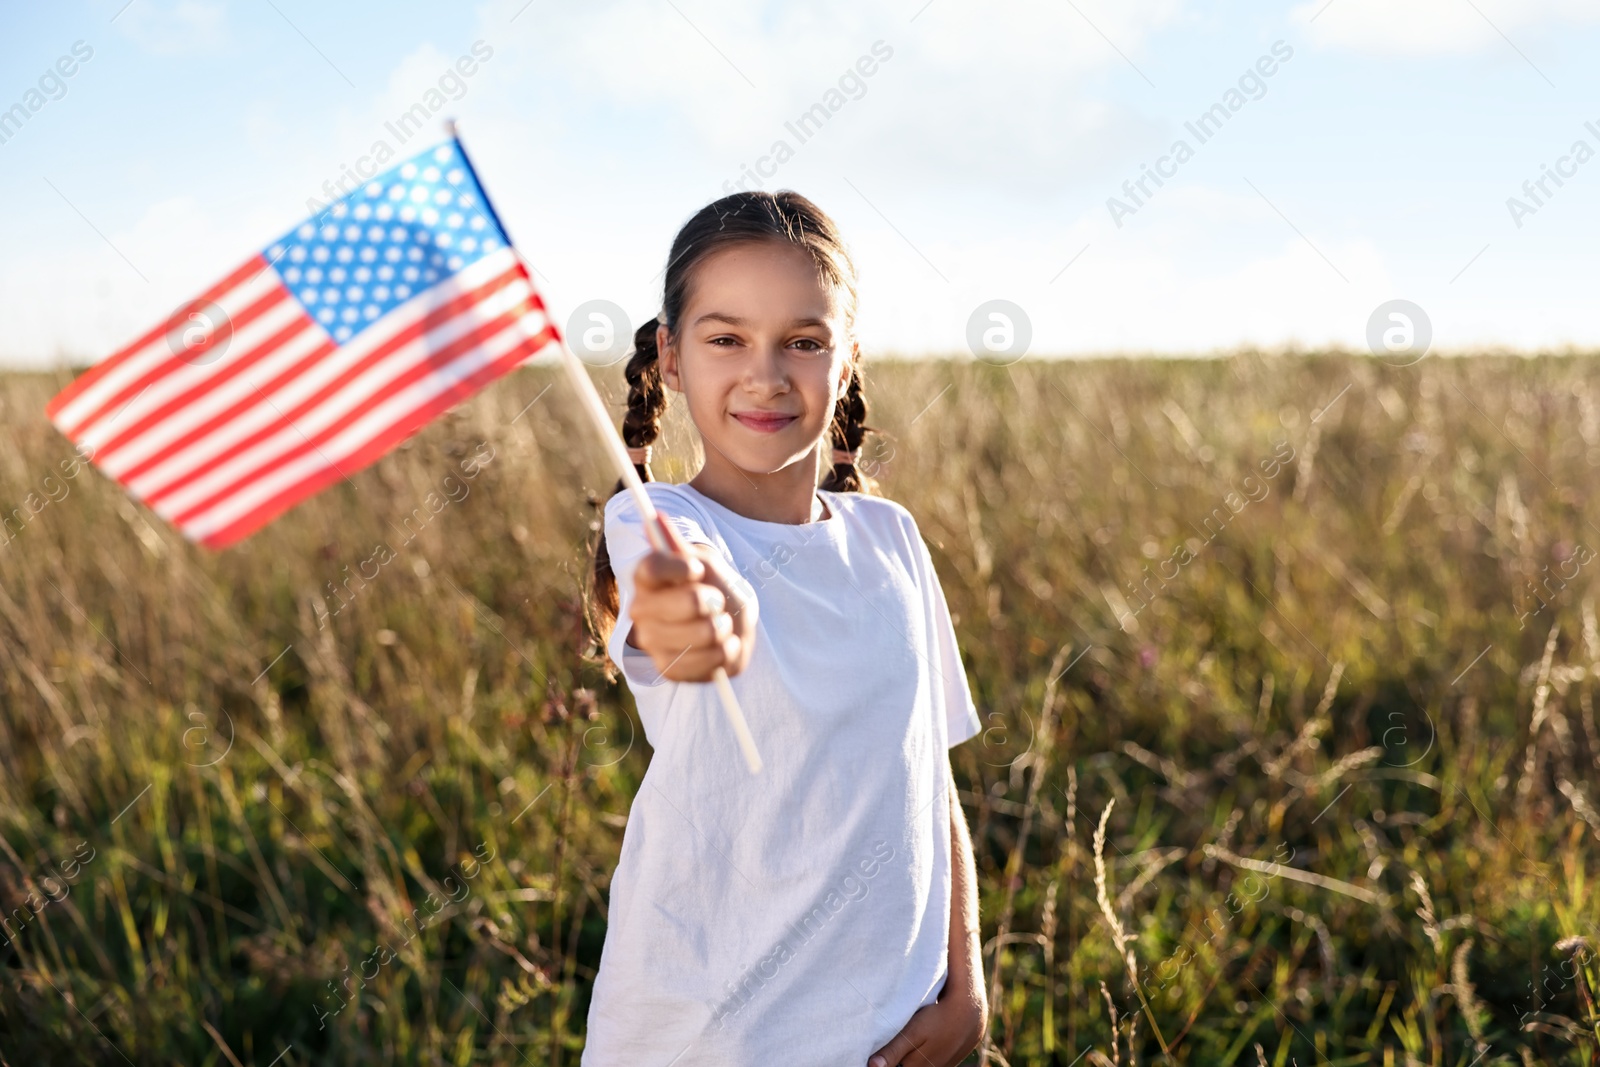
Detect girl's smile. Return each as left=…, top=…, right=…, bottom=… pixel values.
left=731, top=409, right=800, bottom=433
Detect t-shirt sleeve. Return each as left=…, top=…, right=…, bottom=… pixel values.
left=910, top=524, right=983, bottom=748
left=604, top=488, right=718, bottom=690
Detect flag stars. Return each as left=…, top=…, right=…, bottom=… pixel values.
left=270, top=142, right=506, bottom=344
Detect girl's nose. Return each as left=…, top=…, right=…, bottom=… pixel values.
left=742, top=343, right=790, bottom=394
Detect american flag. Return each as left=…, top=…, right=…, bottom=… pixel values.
left=46, top=137, right=559, bottom=549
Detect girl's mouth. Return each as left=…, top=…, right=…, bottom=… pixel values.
left=732, top=411, right=799, bottom=433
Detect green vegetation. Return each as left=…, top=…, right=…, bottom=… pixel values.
left=0, top=353, right=1596, bottom=1065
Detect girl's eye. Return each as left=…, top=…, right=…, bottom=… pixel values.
left=792, top=338, right=825, bottom=352
left=708, top=337, right=739, bottom=347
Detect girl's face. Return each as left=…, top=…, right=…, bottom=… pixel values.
left=658, top=240, right=855, bottom=482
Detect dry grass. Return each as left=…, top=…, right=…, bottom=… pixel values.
left=0, top=351, right=1598, bottom=1065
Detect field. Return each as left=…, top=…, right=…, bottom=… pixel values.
left=0, top=352, right=1597, bottom=1066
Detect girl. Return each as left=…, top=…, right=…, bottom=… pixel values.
left=581, top=190, right=986, bottom=1066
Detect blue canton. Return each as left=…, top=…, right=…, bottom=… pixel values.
left=264, top=141, right=509, bottom=344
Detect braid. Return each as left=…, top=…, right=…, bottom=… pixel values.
left=821, top=360, right=876, bottom=494
left=586, top=316, right=670, bottom=668
left=619, top=316, right=669, bottom=490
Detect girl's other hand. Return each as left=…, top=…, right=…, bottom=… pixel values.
left=865, top=989, right=986, bottom=1067
left=623, top=513, right=757, bottom=681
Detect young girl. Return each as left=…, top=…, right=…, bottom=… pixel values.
left=581, top=191, right=986, bottom=1066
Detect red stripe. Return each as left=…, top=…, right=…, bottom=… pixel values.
left=46, top=255, right=269, bottom=421
left=197, top=322, right=557, bottom=549
left=112, top=334, right=337, bottom=487
left=168, top=295, right=544, bottom=526
left=141, top=264, right=529, bottom=507
left=93, top=310, right=321, bottom=463
left=60, top=279, right=293, bottom=439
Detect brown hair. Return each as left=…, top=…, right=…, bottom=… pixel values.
left=584, top=189, right=876, bottom=666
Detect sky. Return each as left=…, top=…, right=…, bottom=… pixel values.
left=4, top=0, right=1600, bottom=367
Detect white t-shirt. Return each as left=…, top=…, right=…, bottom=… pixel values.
left=581, top=481, right=983, bottom=1066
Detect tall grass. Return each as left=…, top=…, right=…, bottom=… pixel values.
left=0, top=352, right=1596, bottom=1065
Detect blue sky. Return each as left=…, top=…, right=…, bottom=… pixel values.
left=4, top=0, right=1600, bottom=366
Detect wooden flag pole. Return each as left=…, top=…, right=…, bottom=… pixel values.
left=446, top=121, right=764, bottom=775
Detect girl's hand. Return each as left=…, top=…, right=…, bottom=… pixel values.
left=624, top=512, right=757, bottom=681
left=865, top=989, right=986, bottom=1067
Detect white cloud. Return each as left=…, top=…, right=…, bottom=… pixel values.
left=115, top=0, right=228, bottom=57
left=477, top=0, right=1185, bottom=188
left=1290, top=0, right=1600, bottom=57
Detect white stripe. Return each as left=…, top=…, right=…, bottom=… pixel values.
left=126, top=250, right=529, bottom=499
left=98, top=321, right=329, bottom=480
left=179, top=312, right=545, bottom=540
left=144, top=265, right=539, bottom=514
left=78, top=295, right=311, bottom=456
left=53, top=266, right=279, bottom=436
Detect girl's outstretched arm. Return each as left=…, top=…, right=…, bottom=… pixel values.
left=867, top=760, right=987, bottom=1067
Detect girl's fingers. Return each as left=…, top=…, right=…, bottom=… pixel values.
left=652, top=631, right=742, bottom=682
left=634, top=551, right=704, bottom=590
left=643, top=612, right=731, bottom=654
left=634, top=581, right=723, bottom=625
left=867, top=1006, right=933, bottom=1067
